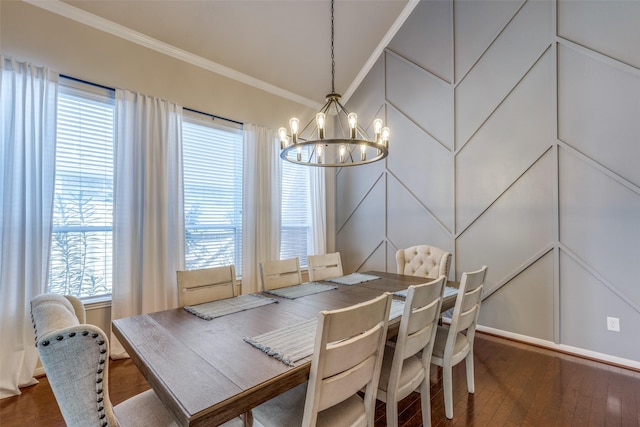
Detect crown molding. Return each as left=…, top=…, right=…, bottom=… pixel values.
left=23, top=0, right=322, bottom=109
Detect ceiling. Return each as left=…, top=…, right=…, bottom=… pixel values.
left=31, top=0, right=416, bottom=108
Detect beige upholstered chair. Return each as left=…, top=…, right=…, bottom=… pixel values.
left=376, top=275, right=446, bottom=427
left=307, top=252, right=344, bottom=281
left=259, top=257, right=303, bottom=291
left=176, top=265, right=238, bottom=307
left=396, top=245, right=452, bottom=279
left=431, top=266, right=488, bottom=419
left=30, top=293, right=179, bottom=427
left=252, top=292, right=393, bottom=427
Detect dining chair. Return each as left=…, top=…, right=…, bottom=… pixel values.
left=431, top=265, right=488, bottom=419
left=259, top=257, right=303, bottom=291
left=376, top=275, right=446, bottom=427
left=396, top=245, right=452, bottom=280
left=30, top=293, right=243, bottom=427
left=30, top=293, right=180, bottom=427
left=251, top=292, right=393, bottom=427
left=307, top=252, right=344, bottom=281
left=176, top=264, right=238, bottom=307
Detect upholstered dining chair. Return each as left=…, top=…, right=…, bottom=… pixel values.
left=176, top=264, right=238, bottom=307
left=251, top=292, right=393, bottom=427
left=307, top=252, right=344, bottom=281
left=30, top=293, right=180, bottom=427
left=376, top=275, right=446, bottom=427
left=30, top=293, right=244, bottom=427
left=259, top=257, right=303, bottom=291
left=431, top=265, right=488, bottom=419
left=396, top=245, right=452, bottom=280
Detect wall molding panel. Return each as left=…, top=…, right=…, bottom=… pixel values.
left=339, top=0, right=640, bottom=365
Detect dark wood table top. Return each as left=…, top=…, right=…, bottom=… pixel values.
left=112, top=271, right=458, bottom=427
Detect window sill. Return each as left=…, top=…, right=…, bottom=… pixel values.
left=81, top=295, right=112, bottom=311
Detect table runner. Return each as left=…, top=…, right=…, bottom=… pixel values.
left=244, top=299, right=405, bottom=366
left=184, top=294, right=277, bottom=320
left=325, top=272, right=381, bottom=286
left=393, top=286, right=459, bottom=299
left=264, top=282, right=338, bottom=299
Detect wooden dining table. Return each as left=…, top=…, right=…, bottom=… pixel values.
left=112, top=271, right=458, bottom=427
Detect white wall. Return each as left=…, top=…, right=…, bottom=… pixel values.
left=338, top=0, right=640, bottom=365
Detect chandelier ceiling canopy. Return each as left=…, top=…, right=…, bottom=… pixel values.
left=279, top=0, right=389, bottom=167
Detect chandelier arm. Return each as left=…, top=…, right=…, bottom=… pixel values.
left=334, top=98, right=374, bottom=139
left=296, top=98, right=333, bottom=141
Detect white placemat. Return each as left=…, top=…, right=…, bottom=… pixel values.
left=244, top=299, right=405, bottom=366
left=325, top=273, right=381, bottom=286
left=264, top=282, right=338, bottom=299
left=184, top=294, right=277, bottom=320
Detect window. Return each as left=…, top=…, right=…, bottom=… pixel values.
left=182, top=113, right=244, bottom=275
left=47, top=78, right=305, bottom=296
left=280, top=159, right=312, bottom=267
left=48, top=79, right=115, bottom=298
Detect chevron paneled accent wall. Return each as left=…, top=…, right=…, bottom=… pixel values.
left=337, top=0, right=639, bottom=365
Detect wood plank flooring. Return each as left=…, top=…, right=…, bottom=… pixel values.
left=1, top=333, right=638, bottom=426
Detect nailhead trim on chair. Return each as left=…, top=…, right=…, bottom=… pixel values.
left=32, top=316, right=111, bottom=427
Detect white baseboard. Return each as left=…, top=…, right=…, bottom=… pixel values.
left=476, top=324, right=640, bottom=371
left=34, top=366, right=45, bottom=377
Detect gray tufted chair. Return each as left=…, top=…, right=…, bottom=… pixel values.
left=30, top=293, right=179, bottom=427
left=396, top=245, right=452, bottom=280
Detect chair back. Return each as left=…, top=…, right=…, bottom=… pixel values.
left=446, top=266, right=487, bottom=354
left=302, top=292, right=392, bottom=426
left=259, top=257, right=302, bottom=291
left=177, top=265, right=237, bottom=307
left=396, top=245, right=451, bottom=279
left=393, top=275, right=446, bottom=377
left=307, top=252, right=343, bottom=281
left=31, top=293, right=117, bottom=427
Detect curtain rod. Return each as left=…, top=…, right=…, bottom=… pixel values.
left=60, top=74, right=243, bottom=127
left=184, top=108, right=243, bottom=127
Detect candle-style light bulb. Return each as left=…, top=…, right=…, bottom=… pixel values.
left=360, top=143, right=367, bottom=161
left=290, top=117, right=299, bottom=144
left=373, top=118, right=383, bottom=143
left=339, top=144, right=346, bottom=163
left=296, top=144, right=302, bottom=162
left=381, top=127, right=390, bottom=148
left=316, top=112, right=325, bottom=140
left=316, top=144, right=323, bottom=164
left=348, top=113, right=357, bottom=139
left=278, top=127, right=288, bottom=149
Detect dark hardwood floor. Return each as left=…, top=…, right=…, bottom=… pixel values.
left=1, top=333, right=638, bottom=426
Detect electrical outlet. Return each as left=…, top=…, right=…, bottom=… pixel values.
left=607, top=317, right=620, bottom=332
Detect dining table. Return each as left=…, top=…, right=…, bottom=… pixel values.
left=112, top=271, right=459, bottom=427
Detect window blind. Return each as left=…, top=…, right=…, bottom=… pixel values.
left=280, top=156, right=311, bottom=267
left=48, top=80, right=115, bottom=298
left=182, top=114, right=244, bottom=275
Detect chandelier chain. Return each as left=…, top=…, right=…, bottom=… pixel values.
left=331, top=0, right=335, bottom=94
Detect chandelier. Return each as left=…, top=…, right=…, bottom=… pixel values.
left=279, top=0, right=389, bottom=167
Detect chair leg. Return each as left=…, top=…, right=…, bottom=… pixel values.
left=243, top=410, right=253, bottom=427
left=419, top=378, right=431, bottom=427
left=386, top=398, right=399, bottom=427
left=465, top=353, right=475, bottom=394
left=443, top=363, right=454, bottom=419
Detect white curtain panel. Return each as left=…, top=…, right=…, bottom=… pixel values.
left=0, top=56, right=58, bottom=398
left=111, top=90, right=185, bottom=359
left=242, top=124, right=281, bottom=293
left=309, top=166, right=327, bottom=255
